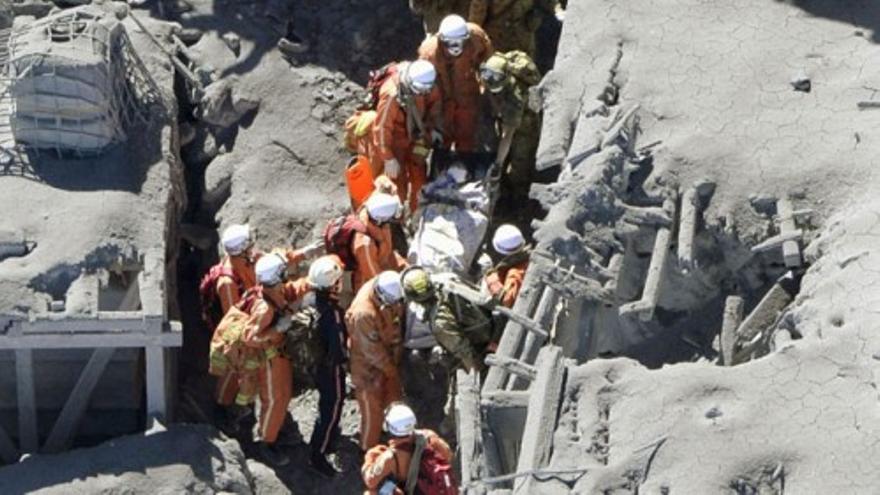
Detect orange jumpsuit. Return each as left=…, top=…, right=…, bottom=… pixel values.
left=241, top=277, right=311, bottom=444
left=361, top=429, right=453, bottom=494
left=346, top=277, right=405, bottom=450
left=418, top=23, right=493, bottom=153
left=215, top=249, right=308, bottom=406
left=351, top=206, right=408, bottom=294
left=485, top=258, right=529, bottom=308
left=370, top=64, right=442, bottom=212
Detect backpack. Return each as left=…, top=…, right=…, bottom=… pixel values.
left=283, top=305, right=327, bottom=377
left=500, top=50, right=541, bottom=87
left=322, top=214, right=367, bottom=271
left=208, top=288, right=264, bottom=377
left=199, top=263, right=241, bottom=330
left=405, top=433, right=459, bottom=495
left=358, top=62, right=399, bottom=110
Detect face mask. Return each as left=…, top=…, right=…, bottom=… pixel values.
left=443, top=39, right=465, bottom=57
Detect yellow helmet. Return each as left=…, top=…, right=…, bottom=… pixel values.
left=401, top=266, right=435, bottom=303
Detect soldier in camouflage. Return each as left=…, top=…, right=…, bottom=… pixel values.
left=478, top=50, right=542, bottom=212
left=409, top=0, right=474, bottom=35
left=468, top=0, right=565, bottom=57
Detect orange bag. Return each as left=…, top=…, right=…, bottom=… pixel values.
left=345, top=155, right=375, bottom=211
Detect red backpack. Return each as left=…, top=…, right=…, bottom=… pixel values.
left=199, top=263, right=241, bottom=330
left=404, top=433, right=459, bottom=495
left=322, top=214, right=367, bottom=271
left=359, top=62, right=399, bottom=110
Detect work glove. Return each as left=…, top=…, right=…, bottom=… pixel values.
left=554, top=5, right=566, bottom=22
left=299, top=239, right=325, bottom=258
left=384, top=158, right=401, bottom=179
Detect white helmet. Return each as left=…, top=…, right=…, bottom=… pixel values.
left=447, top=164, right=468, bottom=184
left=256, top=253, right=287, bottom=286
left=406, top=60, right=437, bottom=95
left=438, top=15, right=469, bottom=57
left=221, top=224, right=251, bottom=256
left=384, top=403, right=416, bottom=437
left=492, top=224, right=525, bottom=255
left=308, top=255, right=344, bottom=290
left=375, top=271, right=404, bottom=305
left=365, top=193, right=401, bottom=224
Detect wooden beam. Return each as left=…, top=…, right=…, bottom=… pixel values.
left=21, top=315, right=147, bottom=333
left=43, top=348, right=116, bottom=453
left=750, top=230, right=803, bottom=253
left=0, top=423, right=18, bottom=463
left=732, top=272, right=799, bottom=365
left=15, top=349, right=38, bottom=453
left=484, top=269, right=543, bottom=393
left=507, top=286, right=559, bottom=391
left=514, top=346, right=566, bottom=494
left=777, top=198, right=803, bottom=268
left=719, top=296, right=744, bottom=366
left=456, top=369, right=482, bottom=488
left=145, top=346, right=168, bottom=421
left=481, top=390, right=530, bottom=409
left=485, top=354, right=537, bottom=381
left=677, top=186, right=699, bottom=272
left=0, top=331, right=181, bottom=350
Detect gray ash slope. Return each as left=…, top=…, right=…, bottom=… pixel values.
left=525, top=0, right=880, bottom=492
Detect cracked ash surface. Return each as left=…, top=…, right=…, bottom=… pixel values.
left=523, top=0, right=880, bottom=493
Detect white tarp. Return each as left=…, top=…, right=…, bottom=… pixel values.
left=404, top=172, right=491, bottom=348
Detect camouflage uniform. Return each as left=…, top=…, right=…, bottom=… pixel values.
left=469, top=0, right=561, bottom=57
left=485, top=51, right=541, bottom=198
left=428, top=286, right=499, bottom=372
left=409, top=0, right=474, bottom=34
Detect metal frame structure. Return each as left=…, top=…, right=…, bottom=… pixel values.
left=0, top=249, right=181, bottom=463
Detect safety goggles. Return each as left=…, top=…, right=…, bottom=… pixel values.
left=480, top=67, right=506, bottom=88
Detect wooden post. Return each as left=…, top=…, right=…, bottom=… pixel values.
left=145, top=346, right=168, bottom=422
left=777, top=198, right=802, bottom=268
left=677, top=186, right=699, bottom=272
left=514, top=346, right=566, bottom=494
left=719, top=296, right=744, bottom=366
left=456, top=370, right=482, bottom=489
left=43, top=348, right=116, bottom=453
left=15, top=349, right=38, bottom=453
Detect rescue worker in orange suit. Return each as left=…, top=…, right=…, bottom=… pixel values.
left=483, top=224, right=530, bottom=308
left=242, top=252, right=313, bottom=466
left=418, top=14, right=493, bottom=154
left=307, top=255, right=349, bottom=477
left=361, top=403, right=454, bottom=494
left=213, top=225, right=320, bottom=414
left=371, top=60, right=442, bottom=213
left=346, top=271, right=407, bottom=451
left=352, top=192, right=408, bottom=293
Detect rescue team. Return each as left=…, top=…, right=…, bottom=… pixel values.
left=201, top=4, right=563, bottom=493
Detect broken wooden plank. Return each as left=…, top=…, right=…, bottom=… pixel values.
left=507, top=286, right=559, bottom=391
left=777, top=198, right=803, bottom=268
left=484, top=268, right=544, bottom=393
left=750, top=229, right=803, bottom=253
left=481, top=390, right=531, bottom=409
left=677, top=186, right=699, bottom=272
left=514, top=346, right=566, bottom=494
left=485, top=354, right=537, bottom=381
left=618, top=225, right=673, bottom=321
left=719, top=296, right=744, bottom=366
left=732, top=272, right=800, bottom=365
left=15, top=349, right=38, bottom=453
left=456, top=369, right=482, bottom=488
left=43, top=348, right=116, bottom=453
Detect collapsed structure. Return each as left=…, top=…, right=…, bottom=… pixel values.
left=0, top=4, right=183, bottom=461
left=456, top=0, right=880, bottom=492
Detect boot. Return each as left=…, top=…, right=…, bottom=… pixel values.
left=257, top=442, right=290, bottom=466
left=309, top=451, right=339, bottom=478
